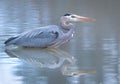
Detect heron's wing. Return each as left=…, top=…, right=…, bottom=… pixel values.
left=19, top=29, right=44, bottom=39
left=15, top=25, right=61, bottom=47
left=19, top=25, right=61, bottom=39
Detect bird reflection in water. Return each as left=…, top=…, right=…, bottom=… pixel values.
left=5, top=47, right=96, bottom=77
left=5, top=47, right=75, bottom=68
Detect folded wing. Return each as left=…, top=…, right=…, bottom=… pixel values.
left=5, top=25, right=62, bottom=48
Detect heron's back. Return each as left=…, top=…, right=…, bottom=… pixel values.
left=5, top=25, right=63, bottom=48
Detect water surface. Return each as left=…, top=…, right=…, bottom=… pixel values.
left=0, top=0, right=120, bottom=84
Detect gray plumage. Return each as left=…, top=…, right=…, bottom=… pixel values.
left=5, top=25, right=63, bottom=48
left=4, top=13, right=93, bottom=48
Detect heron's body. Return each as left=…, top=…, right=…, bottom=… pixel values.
left=4, top=13, right=94, bottom=48
left=5, top=25, right=65, bottom=48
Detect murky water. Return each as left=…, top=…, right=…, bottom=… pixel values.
left=0, top=0, right=120, bottom=84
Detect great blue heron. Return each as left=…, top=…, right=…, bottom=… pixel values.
left=4, top=13, right=94, bottom=48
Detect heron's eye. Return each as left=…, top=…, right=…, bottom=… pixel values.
left=71, top=16, right=76, bottom=18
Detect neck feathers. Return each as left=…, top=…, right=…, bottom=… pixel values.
left=60, top=17, right=74, bottom=30
left=60, top=16, right=75, bottom=41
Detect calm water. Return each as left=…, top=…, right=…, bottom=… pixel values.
left=0, top=0, right=120, bottom=84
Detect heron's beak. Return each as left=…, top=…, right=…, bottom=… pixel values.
left=77, top=16, right=95, bottom=22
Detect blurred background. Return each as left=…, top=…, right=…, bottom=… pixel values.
left=0, top=0, right=120, bottom=84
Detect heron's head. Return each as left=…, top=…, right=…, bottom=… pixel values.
left=62, top=13, right=95, bottom=22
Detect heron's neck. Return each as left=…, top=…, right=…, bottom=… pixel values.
left=66, top=27, right=75, bottom=39
left=60, top=17, right=75, bottom=40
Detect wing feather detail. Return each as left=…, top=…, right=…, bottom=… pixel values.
left=15, top=26, right=60, bottom=47
left=5, top=25, right=63, bottom=47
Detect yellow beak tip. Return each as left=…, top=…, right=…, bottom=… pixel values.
left=78, top=16, right=96, bottom=22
